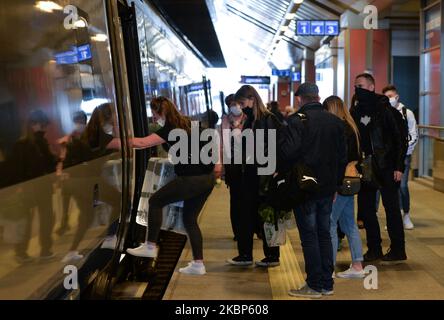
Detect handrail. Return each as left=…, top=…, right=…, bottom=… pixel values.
left=418, top=125, right=444, bottom=131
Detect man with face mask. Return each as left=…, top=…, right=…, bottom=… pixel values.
left=350, top=73, right=407, bottom=265
left=221, top=94, right=246, bottom=241
left=383, top=85, right=418, bottom=230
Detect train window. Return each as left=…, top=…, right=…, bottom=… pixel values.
left=0, top=0, right=122, bottom=298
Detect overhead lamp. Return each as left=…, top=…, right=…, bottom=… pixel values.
left=294, top=0, right=304, bottom=4
left=280, top=25, right=289, bottom=32
left=285, top=13, right=296, bottom=20
left=91, top=34, right=108, bottom=42
left=35, top=1, right=63, bottom=13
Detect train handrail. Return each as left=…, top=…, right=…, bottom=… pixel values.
left=418, top=125, right=444, bottom=131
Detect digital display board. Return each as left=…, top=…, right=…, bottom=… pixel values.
left=296, top=20, right=340, bottom=36
left=55, top=44, right=92, bottom=65
left=240, top=76, right=270, bottom=85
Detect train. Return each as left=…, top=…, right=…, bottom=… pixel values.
left=0, top=0, right=213, bottom=299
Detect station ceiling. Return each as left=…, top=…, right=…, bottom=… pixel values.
left=150, top=0, right=420, bottom=73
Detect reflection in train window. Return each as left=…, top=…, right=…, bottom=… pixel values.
left=0, top=0, right=122, bottom=299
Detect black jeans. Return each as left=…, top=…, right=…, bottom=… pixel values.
left=147, top=173, right=214, bottom=260
left=294, top=195, right=335, bottom=292
left=358, top=169, right=405, bottom=253
left=236, top=169, right=279, bottom=260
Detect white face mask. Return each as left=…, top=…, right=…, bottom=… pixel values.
left=102, top=123, right=113, bottom=135
left=389, top=97, right=398, bottom=107
left=156, top=118, right=165, bottom=127
left=230, top=105, right=242, bottom=116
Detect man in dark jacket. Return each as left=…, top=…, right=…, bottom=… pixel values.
left=279, top=83, right=347, bottom=298
left=351, top=73, right=406, bottom=264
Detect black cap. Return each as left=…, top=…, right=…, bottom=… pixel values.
left=295, top=82, right=319, bottom=97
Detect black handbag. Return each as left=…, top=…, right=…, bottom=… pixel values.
left=338, top=176, right=361, bottom=196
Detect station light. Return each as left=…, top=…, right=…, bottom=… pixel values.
left=74, top=18, right=88, bottom=28
left=294, top=0, right=304, bottom=4
left=280, top=25, right=289, bottom=32
left=35, top=1, right=63, bottom=13
left=91, top=34, right=108, bottom=42
left=285, top=13, right=296, bottom=20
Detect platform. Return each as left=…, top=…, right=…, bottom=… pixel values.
left=164, top=181, right=444, bottom=300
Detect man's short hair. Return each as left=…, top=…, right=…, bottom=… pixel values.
left=382, top=84, right=398, bottom=94
left=356, top=73, right=375, bottom=85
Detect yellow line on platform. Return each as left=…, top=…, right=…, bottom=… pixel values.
left=267, top=233, right=306, bottom=300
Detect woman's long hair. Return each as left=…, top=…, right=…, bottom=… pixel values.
left=82, top=103, right=113, bottom=149
left=234, top=85, right=271, bottom=120
left=151, top=96, right=191, bottom=133
left=323, top=96, right=360, bottom=152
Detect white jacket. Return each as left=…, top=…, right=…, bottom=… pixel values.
left=396, top=103, right=418, bottom=156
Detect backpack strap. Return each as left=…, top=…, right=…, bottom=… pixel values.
left=401, top=107, right=412, bottom=142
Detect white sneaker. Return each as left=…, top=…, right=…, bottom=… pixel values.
left=384, top=225, right=387, bottom=231
left=336, top=266, right=365, bottom=279
left=101, top=235, right=118, bottom=249
left=126, top=242, right=158, bottom=258
left=403, top=213, right=414, bottom=230
left=62, top=251, right=84, bottom=263
left=179, top=261, right=206, bottom=275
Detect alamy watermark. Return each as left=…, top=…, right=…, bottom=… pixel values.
left=167, top=121, right=276, bottom=176
left=63, top=265, right=79, bottom=290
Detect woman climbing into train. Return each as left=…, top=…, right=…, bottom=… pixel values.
left=126, top=96, right=222, bottom=275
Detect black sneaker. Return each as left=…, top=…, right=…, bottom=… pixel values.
left=255, top=257, right=280, bottom=268
left=363, top=249, right=383, bottom=262
left=227, top=255, right=253, bottom=266
left=381, top=249, right=407, bottom=265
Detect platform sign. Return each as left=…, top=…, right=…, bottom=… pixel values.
left=310, top=21, right=325, bottom=36
left=296, top=21, right=310, bottom=36
left=77, top=44, right=92, bottom=61
left=272, top=69, right=291, bottom=77
left=291, top=72, right=301, bottom=82
left=240, top=76, right=270, bottom=85
left=325, top=21, right=340, bottom=36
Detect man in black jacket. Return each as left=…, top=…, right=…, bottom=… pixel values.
left=351, top=73, right=407, bottom=264
left=279, top=83, right=347, bottom=298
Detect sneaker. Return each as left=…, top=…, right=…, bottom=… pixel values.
left=357, top=220, right=364, bottom=229
left=403, top=214, right=414, bottom=230
left=15, top=254, right=33, bottom=264
left=381, top=248, right=407, bottom=265
left=336, top=266, right=366, bottom=279
left=179, top=261, right=206, bottom=275
left=226, top=255, right=253, bottom=266
left=101, top=235, right=118, bottom=250
left=288, top=284, right=322, bottom=299
left=384, top=225, right=387, bottom=231
left=61, top=251, right=84, bottom=263
left=255, top=257, right=280, bottom=268
left=363, top=249, right=383, bottom=262
left=126, top=243, right=158, bottom=258
left=321, top=288, right=334, bottom=296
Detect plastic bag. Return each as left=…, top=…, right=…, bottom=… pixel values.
left=136, top=158, right=176, bottom=227
left=263, top=219, right=286, bottom=247
left=161, top=201, right=187, bottom=235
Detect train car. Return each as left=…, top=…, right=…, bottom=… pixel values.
left=0, top=0, right=209, bottom=299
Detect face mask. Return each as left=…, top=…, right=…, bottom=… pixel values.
left=355, top=87, right=375, bottom=102
left=230, top=105, right=242, bottom=116
left=156, top=118, right=165, bottom=127
left=389, top=97, right=398, bottom=107
left=75, top=124, right=86, bottom=132
left=102, top=123, right=113, bottom=135
left=242, top=107, right=254, bottom=118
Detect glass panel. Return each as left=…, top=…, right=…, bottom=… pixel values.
left=0, top=0, right=121, bottom=298
left=424, top=4, right=441, bottom=49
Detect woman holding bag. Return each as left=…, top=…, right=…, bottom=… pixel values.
left=323, top=96, right=365, bottom=278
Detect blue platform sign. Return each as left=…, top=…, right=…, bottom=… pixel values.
left=272, top=69, right=291, bottom=77
left=311, top=21, right=325, bottom=36
left=325, top=21, right=340, bottom=36
left=291, top=72, right=301, bottom=82
left=77, top=44, right=92, bottom=61
left=55, top=44, right=92, bottom=65
left=240, top=76, right=270, bottom=85
left=296, top=21, right=310, bottom=35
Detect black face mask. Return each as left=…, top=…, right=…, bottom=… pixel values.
left=242, top=107, right=254, bottom=119
left=355, top=87, right=375, bottom=102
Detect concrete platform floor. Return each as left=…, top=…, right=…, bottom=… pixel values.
left=164, top=181, right=444, bottom=300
